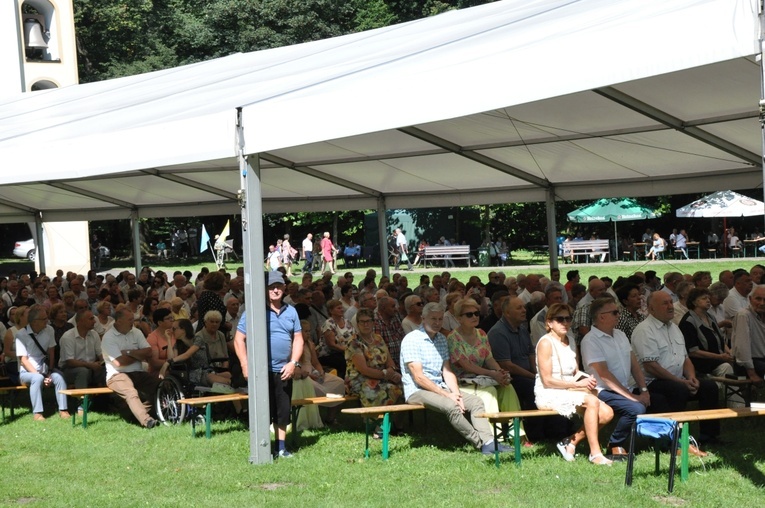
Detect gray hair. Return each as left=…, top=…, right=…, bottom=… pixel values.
left=749, top=284, right=765, bottom=298
left=404, top=294, right=422, bottom=313
left=422, top=302, right=445, bottom=317
left=708, top=281, right=729, bottom=301
left=204, top=310, right=223, bottom=323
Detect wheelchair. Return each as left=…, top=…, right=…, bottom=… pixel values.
left=155, top=363, right=195, bottom=425
left=154, top=356, right=234, bottom=425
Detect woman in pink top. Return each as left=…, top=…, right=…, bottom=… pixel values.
left=320, top=232, right=337, bottom=274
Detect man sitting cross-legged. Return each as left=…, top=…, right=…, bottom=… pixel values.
left=102, top=307, right=159, bottom=428
left=16, top=304, right=70, bottom=421
left=401, top=302, right=510, bottom=455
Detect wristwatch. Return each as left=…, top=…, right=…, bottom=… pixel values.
left=640, top=387, right=648, bottom=392
left=291, top=360, right=302, bottom=368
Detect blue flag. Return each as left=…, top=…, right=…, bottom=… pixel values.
left=200, top=224, right=210, bottom=253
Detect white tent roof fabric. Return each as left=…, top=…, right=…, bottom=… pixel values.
left=0, top=0, right=760, bottom=222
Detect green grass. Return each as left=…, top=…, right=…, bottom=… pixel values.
left=98, top=253, right=762, bottom=288
left=2, top=400, right=765, bottom=507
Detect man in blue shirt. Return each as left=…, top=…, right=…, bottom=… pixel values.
left=401, top=302, right=508, bottom=455
left=234, top=271, right=304, bottom=458
left=343, top=241, right=361, bottom=268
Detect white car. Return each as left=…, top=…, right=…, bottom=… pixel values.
left=13, top=239, right=36, bottom=261
left=13, top=239, right=110, bottom=262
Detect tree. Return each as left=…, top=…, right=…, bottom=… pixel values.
left=75, top=0, right=364, bottom=82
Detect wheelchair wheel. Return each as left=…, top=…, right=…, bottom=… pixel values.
left=156, top=376, right=187, bottom=425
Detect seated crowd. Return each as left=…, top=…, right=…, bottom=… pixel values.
left=0, top=267, right=246, bottom=426
left=1, top=261, right=763, bottom=462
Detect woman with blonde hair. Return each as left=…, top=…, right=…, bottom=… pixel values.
left=535, top=303, right=614, bottom=465
left=320, top=232, right=337, bottom=274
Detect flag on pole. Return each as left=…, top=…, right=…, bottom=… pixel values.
left=200, top=224, right=210, bottom=253
left=218, top=220, right=230, bottom=243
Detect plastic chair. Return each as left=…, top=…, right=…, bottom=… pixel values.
left=625, top=416, right=680, bottom=493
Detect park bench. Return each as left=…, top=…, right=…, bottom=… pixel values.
left=562, top=239, right=609, bottom=263
left=422, top=245, right=471, bottom=268
left=626, top=407, right=765, bottom=492
left=342, top=403, right=426, bottom=459
left=477, top=409, right=560, bottom=468
left=178, top=393, right=250, bottom=438
left=58, top=387, right=115, bottom=428
left=0, top=381, right=28, bottom=423
left=290, top=395, right=359, bottom=445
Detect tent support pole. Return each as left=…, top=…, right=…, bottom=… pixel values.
left=35, top=214, right=46, bottom=275
left=759, top=0, right=765, bottom=233
left=130, top=211, right=141, bottom=275
left=546, top=187, right=558, bottom=268
left=377, top=196, right=389, bottom=277
left=238, top=109, right=273, bottom=465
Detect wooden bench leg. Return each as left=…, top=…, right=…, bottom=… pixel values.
left=381, top=412, right=391, bottom=460
left=77, top=394, right=94, bottom=429
left=678, top=422, right=689, bottom=485
left=205, top=403, right=213, bottom=439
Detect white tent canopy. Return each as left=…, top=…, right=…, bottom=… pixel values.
left=0, top=0, right=761, bottom=223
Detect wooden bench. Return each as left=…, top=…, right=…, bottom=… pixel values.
left=177, top=393, right=249, bottom=438
left=290, top=395, right=358, bottom=446
left=562, top=239, right=609, bottom=263
left=709, top=376, right=754, bottom=407
left=627, top=407, right=765, bottom=491
left=342, top=403, right=426, bottom=459
left=58, top=387, right=115, bottom=428
left=0, top=384, right=28, bottom=423
left=422, top=245, right=471, bottom=268
left=477, top=409, right=559, bottom=468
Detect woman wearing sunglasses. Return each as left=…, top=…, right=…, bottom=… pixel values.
left=447, top=298, right=527, bottom=441
left=535, top=303, right=613, bottom=465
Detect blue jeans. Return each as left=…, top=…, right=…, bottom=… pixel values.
left=597, top=389, right=646, bottom=447
left=303, top=251, right=313, bottom=272
left=20, top=370, right=68, bottom=414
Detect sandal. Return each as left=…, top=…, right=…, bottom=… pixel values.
left=556, top=438, right=576, bottom=462
left=588, top=453, right=613, bottom=466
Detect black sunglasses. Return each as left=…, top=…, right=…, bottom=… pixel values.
left=462, top=311, right=481, bottom=318
left=550, top=316, right=573, bottom=323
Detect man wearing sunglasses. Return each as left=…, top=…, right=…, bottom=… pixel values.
left=581, top=297, right=650, bottom=460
